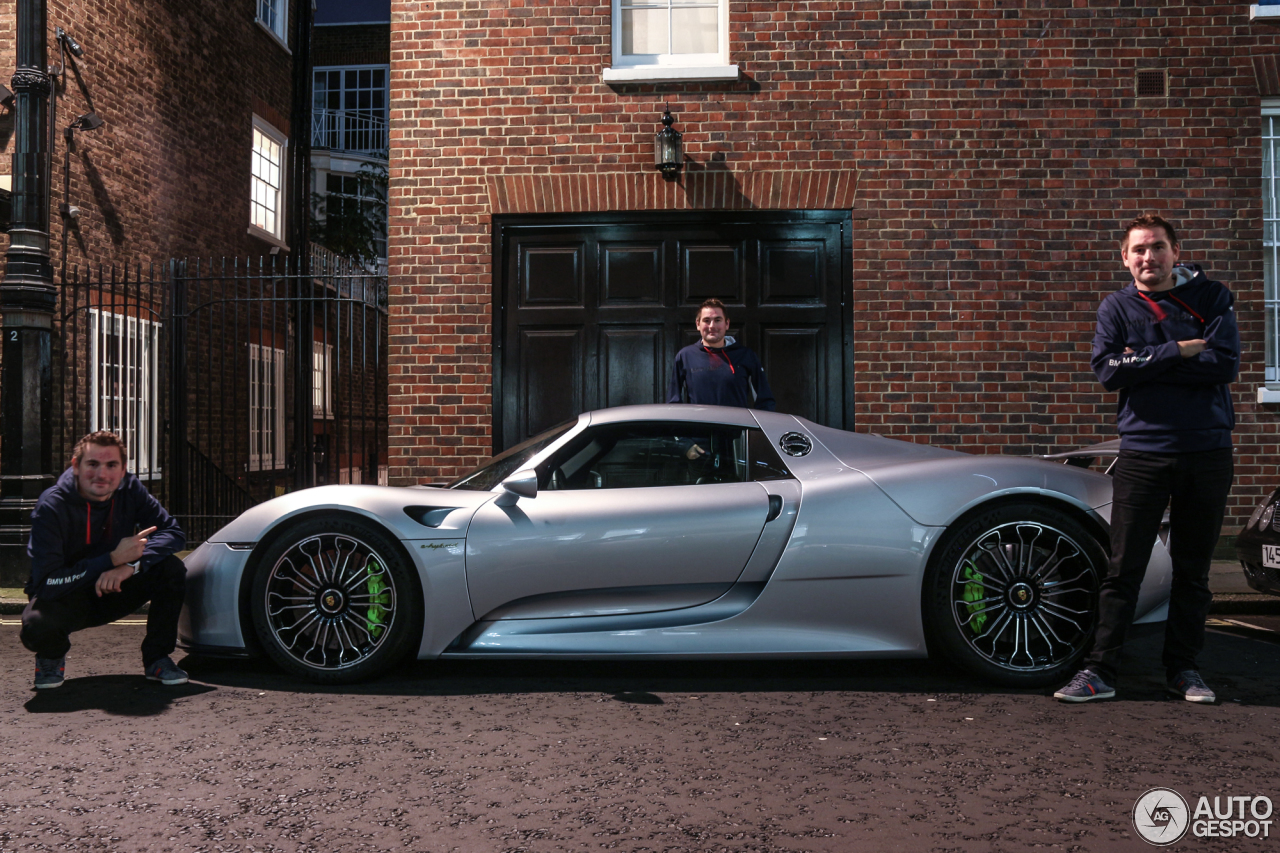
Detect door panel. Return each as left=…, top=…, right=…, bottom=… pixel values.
left=464, top=482, right=770, bottom=620
left=495, top=212, right=851, bottom=450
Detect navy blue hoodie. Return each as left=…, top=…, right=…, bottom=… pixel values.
left=26, top=468, right=186, bottom=600
left=668, top=336, right=777, bottom=410
left=1091, top=264, right=1238, bottom=453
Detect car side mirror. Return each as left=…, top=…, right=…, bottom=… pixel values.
left=497, top=468, right=538, bottom=504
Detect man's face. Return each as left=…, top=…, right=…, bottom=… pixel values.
left=73, top=443, right=125, bottom=502
left=1122, top=226, right=1180, bottom=291
left=696, top=307, right=729, bottom=348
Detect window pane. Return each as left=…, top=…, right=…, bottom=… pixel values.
left=1267, top=116, right=1280, bottom=383
left=621, top=7, right=669, bottom=55
left=671, top=6, right=718, bottom=54
left=543, top=422, right=747, bottom=490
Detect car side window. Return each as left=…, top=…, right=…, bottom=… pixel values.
left=748, top=429, right=793, bottom=481
left=540, top=422, right=749, bottom=490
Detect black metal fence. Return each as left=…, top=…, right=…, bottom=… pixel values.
left=54, top=247, right=388, bottom=543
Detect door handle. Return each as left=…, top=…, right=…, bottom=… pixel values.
left=766, top=495, right=783, bottom=522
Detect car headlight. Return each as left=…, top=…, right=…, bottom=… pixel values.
left=1262, top=502, right=1277, bottom=529
left=1251, top=502, right=1267, bottom=530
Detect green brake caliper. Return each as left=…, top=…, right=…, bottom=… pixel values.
left=365, top=560, right=391, bottom=640
left=961, top=562, right=987, bottom=634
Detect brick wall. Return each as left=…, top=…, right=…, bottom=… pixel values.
left=388, top=0, right=1277, bottom=528
left=315, top=23, right=391, bottom=67
left=0, top=0, right=295, bottom=268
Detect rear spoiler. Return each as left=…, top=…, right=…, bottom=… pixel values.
left=1041, top=439, right=1121, bottom=473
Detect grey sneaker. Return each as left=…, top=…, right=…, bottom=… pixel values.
left=144, top=656, right=188, bottom=686
left=1167, top=670, right=1216, bottom=703
left=1053, top=669, right=1115, bottom=702
left=34, top=656, right=65, bottom=689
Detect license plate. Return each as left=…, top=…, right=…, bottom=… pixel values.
left=1264, top=544, right=1280, bottom=569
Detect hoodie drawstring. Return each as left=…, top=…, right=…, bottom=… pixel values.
left=702, top=345, right=734, bottom=374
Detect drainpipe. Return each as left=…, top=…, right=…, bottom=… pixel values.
left=0, top=0, right=54, bottom=584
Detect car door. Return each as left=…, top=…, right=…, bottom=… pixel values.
left=464, top=421, right=773, bottom=620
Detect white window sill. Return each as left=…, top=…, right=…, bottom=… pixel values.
left=1252, top=5, right=1280, bottom=21
left=248, top=225, right=289, bottom=250
left=255, top=19, right=291, bottom=53
left=1257, top=386, right=1280, bottom=403
left=603, top=64, right=739, bottom=84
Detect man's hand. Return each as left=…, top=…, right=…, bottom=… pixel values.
left=686, top=443, right=707, bottom=460
left=1177, top=339, right=1207, bottom=358
left=110, top=526, right=156, bottom=569
left=95, top=565, right=135, bottom=597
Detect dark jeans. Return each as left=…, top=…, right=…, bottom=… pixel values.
left=21, top=554, right=187, bottom=668
left=1084, top=447, right=1233, bottom=683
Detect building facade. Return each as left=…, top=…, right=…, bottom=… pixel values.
left=383, top=1, right=1276, bottom=532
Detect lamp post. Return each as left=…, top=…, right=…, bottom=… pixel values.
left=0, top=0, right=54, bottom=582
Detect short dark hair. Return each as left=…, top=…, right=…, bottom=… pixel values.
left=72, top=431, right=128, bottom=467
left=696, top=298, right=728, bottom=321
left=1122, top=214, right=1179, bottom=250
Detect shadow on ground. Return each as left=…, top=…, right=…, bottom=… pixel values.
left=176, top=625, right=1280, bottom=707
left=23, top=675, right=216, bottom=716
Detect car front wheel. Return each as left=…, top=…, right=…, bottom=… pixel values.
left=250, top=515, right=422, bottom=683
left=923, top=503, right=1104, bottom=687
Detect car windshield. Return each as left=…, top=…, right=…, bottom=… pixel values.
left=445, top=421, right=576, bottom=490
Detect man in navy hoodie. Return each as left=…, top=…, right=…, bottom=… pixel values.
left=1055, top=214, right=1237, bottom=704
left=21, top=431, right=188, bottom=689
left=668, top=299, right=776, bottom=411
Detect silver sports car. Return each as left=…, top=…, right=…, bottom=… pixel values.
left=178, top=405, right=1171, bottom=686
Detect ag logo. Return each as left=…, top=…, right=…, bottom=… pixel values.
left=1133, top=787, right=1190, bottom=846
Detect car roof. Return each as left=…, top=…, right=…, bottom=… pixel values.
left=585, top=404, right=763, bottom=428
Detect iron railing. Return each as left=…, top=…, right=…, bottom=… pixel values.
left=311, top=108, right=387, bottom=154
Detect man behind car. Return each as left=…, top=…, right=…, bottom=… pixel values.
left=1055, top=214, right=1237, bottom=704
left=668, top=298, right=776, bottom=411
left=21, top=430, right=189, bottom=689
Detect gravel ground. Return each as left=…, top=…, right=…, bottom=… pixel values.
left=1, top=621, right=1277, bottom=853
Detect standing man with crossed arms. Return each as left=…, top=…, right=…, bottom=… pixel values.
left=1055, top=214, right=1238, bottom=704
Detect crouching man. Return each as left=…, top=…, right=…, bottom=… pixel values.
left=21, top=431, right=188, bottom=689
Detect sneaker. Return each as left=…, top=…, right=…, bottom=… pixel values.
left=1167, top=670, right=1216, bottom=704
left=144, top=656, right=188, bottom=686
left=1053, top=669, right=1115, bottom=702
left=33, top=656, right=65, bottom=690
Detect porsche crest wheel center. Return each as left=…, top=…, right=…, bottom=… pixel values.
left=318, top=588, right=347, bottom=616
left=1007, top=581, right=1036, bottom=611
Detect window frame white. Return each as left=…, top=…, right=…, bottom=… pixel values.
left=88, top=308, right=161, bottom=479
left=249, top=115, right=288, bottom=248
left=249, top=342, right=287, bottom=471
left=313, top=339, right=334, bottom=419
left=1263, top=100, right=1280, bottom=398
left=603, top=0, right=738, bottom=83
left=256, top=0, right=290, bottom=51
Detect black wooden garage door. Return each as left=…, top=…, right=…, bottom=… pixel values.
left=492, top=211, right=852, bottom=451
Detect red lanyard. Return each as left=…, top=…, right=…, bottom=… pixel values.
left=1137, top=289, right=1205, bottom=324
left=85, top=497, right=115, bottom=546
left=703, top=345, right=735, bottom=374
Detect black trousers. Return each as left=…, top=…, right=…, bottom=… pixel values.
left=1083, top=448, right=1233, bottom=683
left=21, top=554, right=187, bottom=668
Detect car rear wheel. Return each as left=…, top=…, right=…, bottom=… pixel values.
left=250, top=515, right=422, bottom=683
left=923, top=503, right=1104, bottom=687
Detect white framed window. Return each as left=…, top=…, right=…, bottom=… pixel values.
left=338, top=467, right=362, bottom=485
left=88, top=309, right=160, bottom=479
left=313, top=65, right=389, bottom=153
left=603, top=0, right=737, bottom=83
left=249, top=343, right=286, bottom=471
left=256, top=0, right=289, bottom=49
left=250, top=116, right=288, bottom=246
left=1263, top=101, right=1280, bottom=395
left=313, top=340, right=333, bottom=418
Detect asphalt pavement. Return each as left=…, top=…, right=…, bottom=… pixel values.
left=1, top=614, right=1277, bottom=852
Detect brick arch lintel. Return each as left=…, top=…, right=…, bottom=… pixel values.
left=485, top=168, right=857, bottom=216
left=1256, top=54, right=1280, bottom=98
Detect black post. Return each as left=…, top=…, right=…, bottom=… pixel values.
left=168, top=260, right=188, bottom=524
left=290, top=0, right=314, bottom=492
left=0, top=0, right=54, bottom=586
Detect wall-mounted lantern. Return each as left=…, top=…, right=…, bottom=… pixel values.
left=654, top=106, right=682, bottom=180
